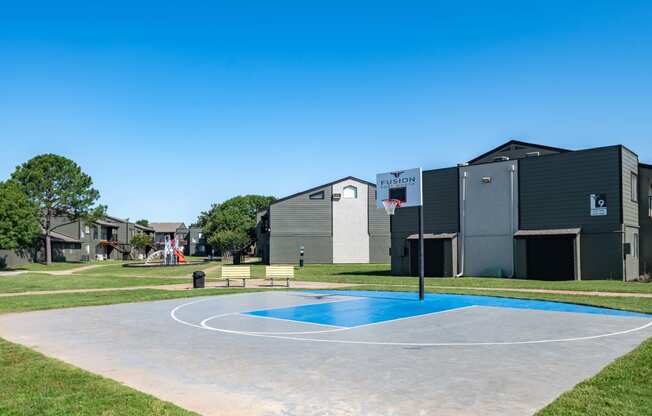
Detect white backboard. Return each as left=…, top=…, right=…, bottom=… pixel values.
left=376, top=167, right=423, bottom=208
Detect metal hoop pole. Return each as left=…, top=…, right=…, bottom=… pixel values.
left=418, top=205, right=425, bottom=301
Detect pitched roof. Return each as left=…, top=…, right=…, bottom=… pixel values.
left=270, top=176, right=375, bottom=206
left=134, top=223, right=155, bottom=232
left=40, top=229, right=81, bottom=243
left=149, top=222, right=187, bottom=233
left=96, top=219, right=120, bottom=228
left=467, top=140, right=570, bottom=164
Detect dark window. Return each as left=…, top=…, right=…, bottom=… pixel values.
left=309, top=191, right=325, bottom=200
left=631, top=173, right=638, bottom=202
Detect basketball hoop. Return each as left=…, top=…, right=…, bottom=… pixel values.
left=382, top=199, right=402, bottom=216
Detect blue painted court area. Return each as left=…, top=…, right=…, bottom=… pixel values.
left=244, top=290, right=650, bottom=328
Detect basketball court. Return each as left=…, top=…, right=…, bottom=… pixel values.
left=0, top=290, right=650, bottom=416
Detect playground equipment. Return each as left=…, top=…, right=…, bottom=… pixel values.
left=145, top=235, right=186, bottom=265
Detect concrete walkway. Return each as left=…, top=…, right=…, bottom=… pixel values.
left=0, top=264, right=111, bottom=277
left=0, top=280, right=356, bottom=298
left=0, top=270, right=28, bottom=277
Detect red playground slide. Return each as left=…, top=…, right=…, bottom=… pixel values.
left=174, top=248, right=186, bottom=264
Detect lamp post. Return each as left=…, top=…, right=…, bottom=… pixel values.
left=299, top=245, right=305, bottom=268
left=125, top=218, right=130, bottom=261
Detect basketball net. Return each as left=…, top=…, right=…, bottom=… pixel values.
left=382, top=199, right=402, bottom=216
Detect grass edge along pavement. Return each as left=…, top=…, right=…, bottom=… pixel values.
left=536, top=336, right=652, bottom=416
left=0, top=288, right=267, bottom=314
left=0, top=337, right=198, bottom=416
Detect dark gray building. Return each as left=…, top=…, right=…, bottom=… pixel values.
left=0, top=214, right=156, bottom=268
left=257, top=177, right=390, bottom=264
left=391, top=140, right=650, bottom=281
left=150, top=223, right=189, bottom=247
left=185, top=226, right=210, bottom=257
left=639, top=163, right=652, bottom=278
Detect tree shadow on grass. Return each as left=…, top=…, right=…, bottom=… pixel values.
left=334, top=270, right=394, bottom=277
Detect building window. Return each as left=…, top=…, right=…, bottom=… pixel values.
left=93, top=227, right=99, bottom=240
left=634, top=233, right=639, bottom=258
left=309, top=191, right=325, bottom=200
left=631, top=173, right=638, bottom=202
left=342, top=185, right=358, bottom=199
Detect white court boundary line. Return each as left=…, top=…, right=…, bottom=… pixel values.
left=170, top=295, right=360, bottom=335
left=170, top=297, right=652, bottom=347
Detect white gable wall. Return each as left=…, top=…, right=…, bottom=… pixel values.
left=332, top=179, right=370, bottom=263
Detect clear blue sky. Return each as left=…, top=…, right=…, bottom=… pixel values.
left=1, top=1, right=651, bottom=224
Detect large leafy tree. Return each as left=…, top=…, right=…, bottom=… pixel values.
left=135, top=219, right=149, bottom=227
left=0, top=181, right=40, bottom=256
left=10, top=154, right=106, bottom=265
left=203, top=195, right=275, bottom=254
left=130, top=233, right=153, bottom=257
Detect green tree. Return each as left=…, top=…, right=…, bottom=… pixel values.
left=10, top=154, right=106, bottom=265
left=130, top=233, right=153, bottom=257
left=0, top=181, right=40, bottom=259
left=135, top=219, right=149, bottom=227
left=203, top=195, right=275, bottom=254
left=208, top=230, right=250, bottom=255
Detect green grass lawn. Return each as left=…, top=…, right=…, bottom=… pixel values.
left=0, top=273, right=198, bottom=294
left=79, top=262, right=218, bottom=277
left=4, top=261, right=106, bottom=272
left=286, top=263, right=652, bottom=294
left=10, top=261, right=652, bottom=294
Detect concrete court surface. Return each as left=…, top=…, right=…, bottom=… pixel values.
left=0, top=291, right=651, bottom=416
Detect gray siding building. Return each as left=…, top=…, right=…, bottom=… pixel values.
left=0, top=214, right=156, bottom=268
left=186, top=226, right=210, bottom=257
left=391, top=140, right=650, bottom=281
left=258, top=177, right=390, bottom=265
left=639, top=163, right=652, bottom=278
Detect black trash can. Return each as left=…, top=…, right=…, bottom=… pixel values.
left=232, top=252, right=242, bottom=265
left=192, top=271, right=205, bottom=289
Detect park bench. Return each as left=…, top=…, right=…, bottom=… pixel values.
left=265, top=266, right=295, bottom=287
left=220, top=266, right=252, bottom=287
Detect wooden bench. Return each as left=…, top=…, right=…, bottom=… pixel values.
left=265, top=266, right=295, bottom=287
left=220, top=266, right=252, bottom=287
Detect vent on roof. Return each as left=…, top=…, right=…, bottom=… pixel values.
left=526, top=151, right=541, bottom=157
left=493, top=156, right=510, bottom=162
